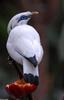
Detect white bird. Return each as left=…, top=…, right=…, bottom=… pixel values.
left=6, top=11, right=44, bottom=85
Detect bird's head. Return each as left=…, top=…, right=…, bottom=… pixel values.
left=7, top=11, right=39, bottom=33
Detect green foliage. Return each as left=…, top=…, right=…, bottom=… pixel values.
left=0, top=17, right=7, bottom=40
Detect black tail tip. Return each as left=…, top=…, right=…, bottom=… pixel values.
left=24, top=73, right=39, bottom=86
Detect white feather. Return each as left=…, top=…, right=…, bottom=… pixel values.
left=6, top=12, right=43, bottom=77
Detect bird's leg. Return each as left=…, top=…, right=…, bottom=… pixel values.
left=8, top=56, right=23, bottom=79
left=12, top=60, right=23, bottom=79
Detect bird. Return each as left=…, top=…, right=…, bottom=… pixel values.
left=6, top=11, right=44, bottom=86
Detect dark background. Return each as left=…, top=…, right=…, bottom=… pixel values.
left=0, top=0, right=64, bottom=100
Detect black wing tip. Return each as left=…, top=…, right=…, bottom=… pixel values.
left=24, top=55, right=38, bottom=67
left=16, top=50, right=38, bottom=67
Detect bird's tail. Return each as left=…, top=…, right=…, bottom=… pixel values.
left=23, top=58, right=39, bottom=85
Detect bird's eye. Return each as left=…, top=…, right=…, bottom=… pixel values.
left=21, top=16, right=27, bottom=20
left=18, top=16, right=28, bottom=22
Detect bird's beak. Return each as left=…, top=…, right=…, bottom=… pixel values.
left=31, top=11, right=39, bottom=15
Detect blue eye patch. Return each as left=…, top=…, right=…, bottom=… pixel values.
left=17, top=15, right=31, bottom=22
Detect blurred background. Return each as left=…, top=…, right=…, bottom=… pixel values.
left=0, top=0, right=64, bottom=100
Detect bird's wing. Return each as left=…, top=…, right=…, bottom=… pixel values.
left=14, top=37, right=34, bottom=57
left=33, top=40, right=44, bottom=64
